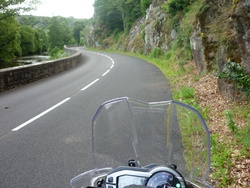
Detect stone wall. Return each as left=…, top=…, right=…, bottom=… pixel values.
left=0, top=47, right=81, bottom=92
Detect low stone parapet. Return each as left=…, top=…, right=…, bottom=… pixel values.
left=0, top=47, right=81, bottom=92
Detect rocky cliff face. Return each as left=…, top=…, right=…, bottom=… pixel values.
left=119, top=0, right=170, bottom=54
left=190, top=0, right=236, bottom=73
left=233, top=0, right=250, bottom=72
left=90, top=0, right=250, bottom=100
left=190, top=0, right=250, bottom=99
left=190, top=0, right=250, bottom=73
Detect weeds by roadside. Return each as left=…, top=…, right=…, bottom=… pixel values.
left=127, top=52, right=250, bottom=187
left=90, top=43, right=250, bottom=187
left=224, top=110, right=236, bottom=133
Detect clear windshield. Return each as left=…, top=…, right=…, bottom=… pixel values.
left=92, top=98, right=210, bottom=186
left=71, top=97, right=211, bottom=188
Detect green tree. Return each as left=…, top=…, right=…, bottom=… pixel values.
left=0, top=16, right=22, bottom=67
left=36, top=28, right=48, bottom=53
left=93, top=0, right=143, bottom=35
left=94, top=0, right=124, bottom=34
left=34, top=29, right=41, bottom=53
left=0, top=0, right=40, bottom=21
left=18, top=15, right=50, bottom=29
left=0, top=0, right=40, bottom=67
left=73, top=21, right=85, bottom=45
left=19, top=25, right=48, bottom=56
left=109, top=0, right=126, bottom=30
left=166, top=0, right=196, bottom=16
left=140, top=0, right=152, bottom=14
left=48, top=16, right=71, bottom=55
left=123, top=0, right=142, bottom=32
left=19, top=25, right=36, bottom=55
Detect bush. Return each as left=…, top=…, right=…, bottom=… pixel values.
left=49, top=47, right=61, bottom=56
left=141, top=0, right=152, bottom=14
left=165, top=0, right=196, bottom=16
left=219, top=61, right=250, bottom=98
left=49, top=47, right=67, bottom=59
left=150, top=48, right=163, bottom=58
left=224, top=110, right=236, bottom=133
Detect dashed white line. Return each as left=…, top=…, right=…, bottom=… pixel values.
left=12, top=51, right=114, bottom=132
left=81, top=79, right=100, bottom=91
left=12, top=98, right=71, bottom=131
left=102, top=70, right=110, bottom=77
left=83, top=50, right=115, bottom=74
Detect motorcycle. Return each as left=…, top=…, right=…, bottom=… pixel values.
left=70, top=97, right=213, bottom=188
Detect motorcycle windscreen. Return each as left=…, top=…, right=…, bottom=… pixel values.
left=92, top=97, right=211, bottom=186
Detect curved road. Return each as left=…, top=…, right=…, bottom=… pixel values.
left=0, top=48, right=171, bottom=187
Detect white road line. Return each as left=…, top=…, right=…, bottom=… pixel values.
left=12, top=98, right=71, bottom=131
left=102, top=69, right=110, bottom=77
left=83, top=50, right=115, bottom=72
left=81, top=79, right=99, bottom=91
left=11, top=51, right=114, bottom=132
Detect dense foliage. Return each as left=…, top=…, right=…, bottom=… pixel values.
left=0, top=16, right=51, bottom=68
left=0, top=0, right=40, bottom=67
left=48, top=17, right=71, bottom=55
left=0, top=0, right=27, bottom=67
left=164, top=0, right=197, bottom=16
left=0, top=14, right=86, bottom=68
left=0, top=0, right=39, bottom=21
left=0, top=16, right=22, bottom=67
left=93, top=0, right=151, bottom=38
left=73, top=21, right=85, bottom=45
left=219, top=61, right=250, bottom=98
left=17, top=15, right=50, bottom=29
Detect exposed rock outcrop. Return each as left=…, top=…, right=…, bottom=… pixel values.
left=143, top=4, right=168, bottom=53
left=122, top=0, right=170, bottom=54
left=190, top=0, right=250, bottom=100
left=89, top=0, right=250, bottom=100
left=232, top=0, right=250, bottom=72
left=190, top=0, right=236, bottom=73
left=190, top=20, right=206, bottom=73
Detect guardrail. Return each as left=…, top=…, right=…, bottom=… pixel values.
left=0, top=46, right=82, bottom=92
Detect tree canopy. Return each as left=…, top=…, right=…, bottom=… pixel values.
left=0, top=16, right=22, bottom=67
left=48, top=16, right=71, bottom=55
left=19, top=25, right=36, bottom=55
left=0, top=0, right=40, bottom=21
left=93, top=0, right=152, bottom=37
left=0, top=4, right=88, bottom=68
left=73, top=21, right=85, bottom=45
left=0, top=0, right=42, bottom=67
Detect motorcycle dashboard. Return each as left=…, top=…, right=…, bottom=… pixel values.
left=70, top=98, right=212, bottom=188
left=118, top=175, right=147, bottom=188
left=105, top=166, right=186, bottom=188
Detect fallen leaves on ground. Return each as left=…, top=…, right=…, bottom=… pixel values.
left=181, top=62, right=250, bottom=187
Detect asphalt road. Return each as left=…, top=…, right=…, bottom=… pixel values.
left=0, top=48, right=171, bottom=187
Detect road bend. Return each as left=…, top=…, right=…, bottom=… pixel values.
left=0, top=48, right=171, bottom=187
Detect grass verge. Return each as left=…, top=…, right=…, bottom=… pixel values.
left=104, top=49, right=250, bottom=187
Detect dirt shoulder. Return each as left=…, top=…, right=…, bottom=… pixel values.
left=181, top=62, right=250, bottom=187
